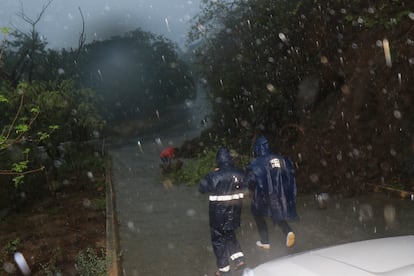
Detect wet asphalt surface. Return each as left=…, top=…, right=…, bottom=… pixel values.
left=110, top=139, right=414, bottom=276
left=109, top=101, right=414, bottom=276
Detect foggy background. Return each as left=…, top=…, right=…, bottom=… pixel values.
left=0, top=0, right=201, bottom=50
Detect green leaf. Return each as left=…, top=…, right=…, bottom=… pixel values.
left=30, top=107, right=40, bottom=114
left=12, top=175, right=24, bottom=188
left=38, top=132, right=50, bottom=140
left=12, top=161, right=29, bottom=173
left=0, top=95, right=8, bottom=103
left=15, top=124, right=29, bottom=134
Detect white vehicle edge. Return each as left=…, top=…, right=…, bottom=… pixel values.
left=248, top=235, right=414, bottom=276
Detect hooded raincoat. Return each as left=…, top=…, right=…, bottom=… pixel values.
left=199, top=147, right=246, bottom=273
left=246, top=136, right=298, bottom=223
left=199, top=147, right=246, bottom=230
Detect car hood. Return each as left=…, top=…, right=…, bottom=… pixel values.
left=252, top=235, right=414, bottom=276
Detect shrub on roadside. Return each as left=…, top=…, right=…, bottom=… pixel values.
left=75, top=248, right=108, bottom=276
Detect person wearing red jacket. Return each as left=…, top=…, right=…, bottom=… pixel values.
left=159, top=146, right=177, bottom=164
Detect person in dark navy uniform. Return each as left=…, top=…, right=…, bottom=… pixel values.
left=199, top=147, right=246, bottom=276
left=246, top=135, right=298, bottom=249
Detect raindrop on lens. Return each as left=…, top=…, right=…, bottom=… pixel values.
left=127, top=221, right=135, bottom=230
left=14, top=252, right=30, bottom=275
left=186, top=209, right=196, bottom=217
left=393, top=110, right=402, bottom=119
left=278, top=33, right=287, bottom=42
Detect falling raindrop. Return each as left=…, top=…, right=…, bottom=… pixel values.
left=87, top=171, right=94, bottom=181
left=278, top=33, right=287, bottom=42
left=165, top=18, right=171, bottom=32
left=266, top=83, right=276, bottom=92
left=14, top=252, right=30, bottom=275
left=3, top=262, right=16, bottom=274
left=249, top=105, right=254, bottom=113
left=82, top=198, right=91, bottom=208
left=409, top=12, right=414, bottom=20
left=397, top=73, right=402, bottom=85
left=384, top=204, right=396, bottom=227
left=137, top=140, right=143, bottom=153
left=127, top=221, right=135, bottom=230
left=393, top=110, right=402, bottom=119
left=376, top=40, right=383, bottom=47
left=155, top=138, right=162, bottom=146
left=359, top=204, right=373, bottom=223
left=309, top=174, right=319, bottom=183
left=197, top=24, right=206, bottom=33
left=186, top=209, right=196, bottom=217
left=383, top=39, right=392, bottom=67
left=390, top=148, right=397, bottom=156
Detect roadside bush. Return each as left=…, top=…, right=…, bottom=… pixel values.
left=75, top=248, right=108, bottom=276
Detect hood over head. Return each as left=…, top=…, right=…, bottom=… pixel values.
left=253, top=135, right=271, bottom=157
left=216, top=147, right=234, bottom=168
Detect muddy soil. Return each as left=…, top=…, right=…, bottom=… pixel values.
left=0, top=183, right=106, bottom=275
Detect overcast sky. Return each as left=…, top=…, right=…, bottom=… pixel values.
left=0, top=0, right=201, bottom=50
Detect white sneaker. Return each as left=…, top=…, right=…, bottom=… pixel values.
left=256, top=241, right=270, bottom=249
left=286, top=232, right=295, bottom=247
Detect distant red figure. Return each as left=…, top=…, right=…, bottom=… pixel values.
left=160, top=146, right=176, bottom=164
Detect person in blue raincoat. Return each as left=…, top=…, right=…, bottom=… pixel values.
left=199, top=147, right=246, bottom=276
left=246, top=135, right=298, bottom=249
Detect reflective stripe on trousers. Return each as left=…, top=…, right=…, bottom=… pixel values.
left=230, top=252, right=244, bottom=260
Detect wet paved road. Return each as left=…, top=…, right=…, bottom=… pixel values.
left=110, top=136, right=414, bottom=276
left=109, top=101, right=414, bottom=276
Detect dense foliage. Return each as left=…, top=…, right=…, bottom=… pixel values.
left=188, top=0, right=414, bottom=191
left=0, top=23, right=196, bottom=206
left=189, top=0, right=413, bottom=138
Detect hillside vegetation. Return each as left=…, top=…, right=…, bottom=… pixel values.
left=182, top=0, right=414, bottom=195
